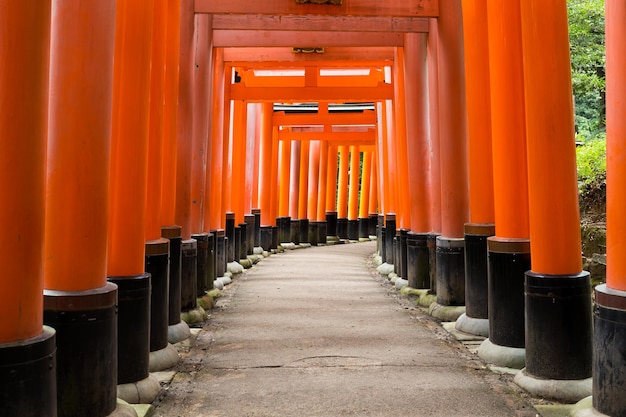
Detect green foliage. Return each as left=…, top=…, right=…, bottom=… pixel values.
left=576, top=137, right=606, bottom=193
left=568, top=0, right=606, bottom=141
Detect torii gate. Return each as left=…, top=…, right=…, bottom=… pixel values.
left=2, top=1, right=626, bottom=417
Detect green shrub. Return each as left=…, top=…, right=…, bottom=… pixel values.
left=576, top=136, right=606, bottom=193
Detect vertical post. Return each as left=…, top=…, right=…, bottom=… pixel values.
left=434, top=0, right=469, bottom=308
left=317, top=142, right=329, bottom=243
left=207, top=48, right=225, bottom=230
left=289, top=140, right=301, bottom=219
left=359, top=150, right=372, bottom=239
left=457, top=0, right=496, bottom=338
left=107, top=0, right=157, bottom=396
left=393, top=52, right=411, bottom=231
left=278, top=138, right=292, bottom=244
left=593, top=2, right=626, bottom=414
left=477, top=0, right=530, bottom=370
left=258, top=103, right=274, bottom=226
left=308, top=141, right=321, bottom=244
left=44, top=1, right=118, bottom=415
left=0, top=3, right=56, bottom=416
left=231, top=100, right=247, bottom=224
left=325, top=144, right=339, bottom=240
left=514, top=0, right=592, bottom=401
left=337, top=145, right=350, bottom=239
left=347, top=145, right=361, bottom=240
left=298, top=140, right=311, bottom=221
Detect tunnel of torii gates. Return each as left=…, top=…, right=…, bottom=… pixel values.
left=2, top=0, right=626, bottom=417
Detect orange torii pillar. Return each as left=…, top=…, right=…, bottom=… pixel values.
left=325, top=145, right=340, bottom=240
left=513, top=0, right=593, bottom=400
left=44, top=1, right=118, bottom=416
left=337, top=145, right=350, bottom=239
left=277, top=138, right=292, bottom=244
left=257, top=103, right=275, bottom=250
left=317, top=142, right=329, bottom=243
left=176, top=0, right=198, bottom=316
left=243, top=106, right=258, bottom=256
left=382, top=97, right=399, bottom=268
left=434, top=0, right=469, bottom=308
left=147, top=0, right=181, bottom=372
left=477, top=0, right=530, bottom=370
left=456, top=0, right=496, bottom=338
left=289, top=140, right=302, bottom=244
left=347, top=145, right=361, bottom=241
left=427, top=17, right=443, bottom=291
left=299, top=140, right=311, bottom=243
left=358, top=150, right=373, bottom=239
left=593, top=1, right=626, bottom=414
left=190, top=14, right=213, bottom=299
left=161, top=0, right=187, bottom=343
left=308, top=141, right=322, bottom=245
left=374, top=102, right=388, bottom=259
left=231, top=100, right=248, bottom=263
left=106, top=0, right=158, bottom=399
left=404, top=33, right=432, bottom=290
left=0, top=3, right=55, bottom=416
left=368, top=151, right=379, bottom=237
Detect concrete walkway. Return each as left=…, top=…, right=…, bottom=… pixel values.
left=153, top=241, right=538, bottom=417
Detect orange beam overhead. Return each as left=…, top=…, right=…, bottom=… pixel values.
left=277, top=130, right=376, bottom=142
left=273, top=111, right=376, bottom=127
left=229, top=84, right=393, bottom=102
left=194, top=0, right=439, bottom=17
left=212, top=14, right=429, bottom=33
left=223, top=47, right=394, bottom=65
left=212, top=30, right=404, bottom=48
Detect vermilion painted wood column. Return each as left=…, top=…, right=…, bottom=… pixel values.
left=308, top=141, right=321, bottom=244
left=317, top=142, right=329, bottom=243
left=457, top=0, right=495, bottom=338
left=325, top=145, right=339, bottom=239
left=347, top=145, right=361, bottom=241
left=477, top=0, right=530, bottom=369
left=258, top=103, right=274, bottom=227
left=44, top=1, right=118, bottom=415
left=595, top=2, right=626, bottom=414
left=0, top=3, right=56, bottom=416
left=106, top=0, right=155, bottom=394
left=299, top=140, right=311, bottom=222
left=277, top=137, right=292, bottom=244
left=231, top=100, right=247, bottom=225
left=359, top=150, right=372, bottom=239
left=176, top=0, right=198, bottom=316
left=427, top=17, right=443, bottom=291
left=515, top=0, right=592, bottom=400
left=404, top=33, right=432, bottom=289
left=161, top=0, right=186, bottom=344
left=207, top=48, right=225, bottom=231
left=289, top=140, right=301, bottom=220
left=337, top=145, right=350, bottom=239
left=368, top=152, right=379, bottom=237
left=393, top=51, right=411, bottom=232
left=434, top=0, right=469, bottom=307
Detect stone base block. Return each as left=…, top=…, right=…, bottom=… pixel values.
left=514, top=368, right=591, bottom=403
left=149, top=343, right=179, bottom=372
left=477, top=338, right=525, bottom=369
left=168, top=321, right=191, bottom=344
left=455, top=313, right=489, bottom=338
left=117, top=374, right=161, bottom=404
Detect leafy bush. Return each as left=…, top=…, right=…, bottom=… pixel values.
left=576, top=136, right=606, bottom=194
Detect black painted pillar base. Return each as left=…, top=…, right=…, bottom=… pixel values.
left=399, top=229, right=408, bottom=279
left=368, top=213, right=378, bottom=237
left=238, top=223, right=247, bottom=261
left=244, top=214, right=255, bottom=255
left=407, top=232, right=430, bottom=289
left=145, top=239, right=170, bottom=353
left=192, top=232, right=209, bottom=295
left=348, top=219, right=359, bottom=241
left=337, top=218, right=348, bottom=240
left=317, top=220, right=327, bottom=244
left=271, top=225, right=279, bottom=250
left=393, top=234, right=399, bottom=275
left=277, top=216, right=291, bottom=244
left=384, top=213, right=396, bottom=266
left=381, top=229, right=387, bottom=263
left=234, top=226, right=242, bottom=263
left=326, top=211, right=338, bottom=238
left=457, top=223, right=495, bottom=337
left=478, top=238, right=530, bottom=369
left=216, top=230, right=226, bottom=277
left=181, top=239, right=197, bottom=311
left=377, top=214, right=384, bottom=254
left=435, top=236, right=465, bottom=306
left=225, top=212, right=235, bottom=263
left=358, top=217, right=369, bottom=239
left=260, top=225, right=272, bottom=251
left=299, top=219, right=309, bottom=244
left=513, top=271, right=592, bottom=402
left=290, top=219, right=301, bottom=245
left=44, top=283, right=118, bottom=417
left=308, top=221, right=319, bottom=246
left=162, top=226, right=182, bottom=326
left=107, top=273, right=150, bottom=385
left=427, top=233, right=440, bottom=293
left=0, top=327, right=57, bottom=417
left=252, top=208, right=261, bottom=248
left=207, top=232, right=215, bottom=290
left=593, top=285, right=626, bottom=416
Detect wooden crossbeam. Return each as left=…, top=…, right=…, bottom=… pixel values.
left=223, top=47, right=395, bottom=66
left=273, top=110, right=376, bottom=127
left=212, top=30, right=404, bottom=48
left=195, top=0, right=439, bottom=17
left=278, top=130, right=376, bottom=142
left=229, top=84, right=393, bottom=102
